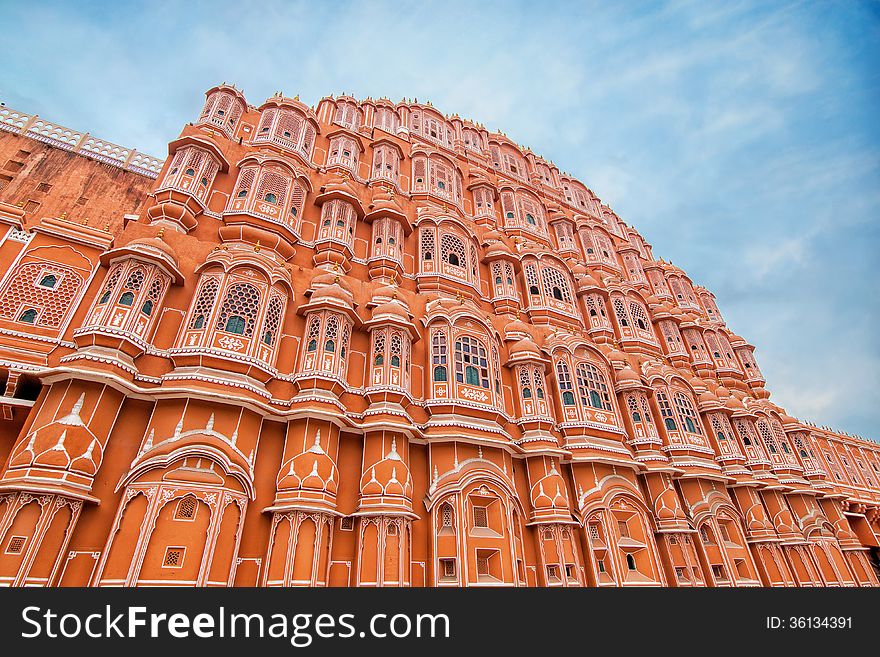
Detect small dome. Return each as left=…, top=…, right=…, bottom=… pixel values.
left=725, top=395, right=746, bottom=412
left=698, top=389, right=720, bottom=406
left=615, top=366, right=641, bottom=385
left=510, top=337, right=542, bottom=359
left=485, top=241, right=513, bottom=258
left=372, top=301, right=409, bottom=320
left=278, top=432, right=338, bottom=495
left=779, top=412, right=799, bottom=425
left=125, top=235, right=177, bottom=260
left=607, top=346, right=627, bottom=364
left=311, top=269, right=353, bottom=293
left=360, top=437, right=413, bottom=499
left=576, top=272, right=602, bottom=291
left=504, top=317, right=532, bottom=337
left=311, top=282, right=354, bottom=307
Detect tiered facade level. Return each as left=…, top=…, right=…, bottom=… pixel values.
left=0, top=87, right=878, bottom=588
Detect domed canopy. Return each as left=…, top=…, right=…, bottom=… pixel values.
left=503, top=316, right=533, bottom=340
left=509, top=337, right=542, bottom=360
left=278, top=432, right=338, bottom=495
left=372, top=301, right=409, bottom=321
left=485, top=240, right=514, bottom=258
left=310, top=268, right=353, bottom=293
left=360, top=437, right=413, bottom=501
left=615, top=365, right=642, bottom=385
left=310, top=282, right=354, bottom=308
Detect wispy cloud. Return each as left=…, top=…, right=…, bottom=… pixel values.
left=1, top=0, right=878, bottom=437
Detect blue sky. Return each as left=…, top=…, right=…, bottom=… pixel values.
left=2, top=0, right=878, bottom=439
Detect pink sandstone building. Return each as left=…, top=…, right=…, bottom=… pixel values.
left=0, top=86, right=877, bottom=587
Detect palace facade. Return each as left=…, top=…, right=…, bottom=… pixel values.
left=0, top=88, right=877, bottom=587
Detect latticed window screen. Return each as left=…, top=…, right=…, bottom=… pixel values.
left=301, top=124, right=316, bottom=159
left=389, top=331, right=402, bottom=367
left=375, top=107, right=398, bottom=133
left=440, top=233, right=467, bottom=268
left=623, top=253, right=645, bottom=282
left=420, top=227, right=435, bottom=262
left=454, top=336, right=490, bottom=389
left=189, top=277, right=220, bottom=329
left=215, top=282, right=261, bottom=337
left=305, top=315, right=321, bottom=352
left=328, top=136, right=358, bottom=168
left=142, top=275, right=167, bottom=315
left=262, top=293, right=285, bottom=347
left=660, top=321, right=684, bottom=353
left=97, top=264, right=124, bottom=304
left=648, top=270, right=670, bottom=295
left=277, top=110, right=303, bottom=144
left=683, top=329, right=708, bottom=360
left=6, top=536, right=26, bottom=554
left=540, top=266, right=572, bottom=303
left=628, top=301, right=652, bottom=336
left=556, top=360, right=575, bottom=404
left=372, top=145, right=399, bottom=182
left=655, top=389, right=677, bottom=430
left=441, top=504, right=454, bottom=527
left=233, top=167, right=257, bottom=200
left=431, top=328, right=448, bottom=382
left=0, top=261, right=83, bottom=328
left=255, top=168, right=291, bottom=208
left=524, top=264, right=540, bottom=293
left=612, top=297, right=630, bottom=327
left=257, top=108, right=277, bottom=135
left=122, top=266, right=146, bottom=294
left=175, top=497, right=196, bottom=520
left=289, top=180, right=306, bottom=222
left=594, top=234, right=616, bottom=265
left=163, top=547, right=184, bottom=568
left=756, top=420, right=780, bottom=454
left=626, top=393, right=653, bottom=427
left=372, top=330, right=386, bottom=365
left=473, top=506, right=489, bottom=528
left=734, top=419, right=759, bottom=449
left=710, top=414, right=728, bottom=441
left=674, top=391, right=702, bottom=435
left=576, top=362, right=613, bottom=411
left=556, top=222, right=576, bottom=250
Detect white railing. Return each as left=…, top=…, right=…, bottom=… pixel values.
left=0, top=103, right=164, bottom=178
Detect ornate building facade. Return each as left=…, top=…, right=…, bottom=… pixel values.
left=0, top=88, right=877, bottom=587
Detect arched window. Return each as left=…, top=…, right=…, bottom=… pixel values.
left=432, top=329, right=448, bottom=384
left=216, top=282, right=260, bottom=338
left=655, top=389, right=677, bottom=431
left=576, top=362, right=613, bottom=411
left=317, top=199, right=356, bottom=246
left=411, top=155, right=463, bottom=206
left=299, top=311, right=350, bottom=378
left=141, top=300, right=153, bottom=316
left=39, top=274, right=57, bottom=288
left=225, top=315, right=246, bottom=335
left=556, top=360, right=575, bottom=406
left=258, top=293, right=285, bottom=350
left=673, top=390, right=702, bottom=435
left=371, top=144, right=400, bottom=184
left=18, top=308, right=37, bottom=324
left=454, top=336, right=490, bottom=389
left=160, top=146, right=220, bottom=201
left=327, top=135, right=359, bottom=169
